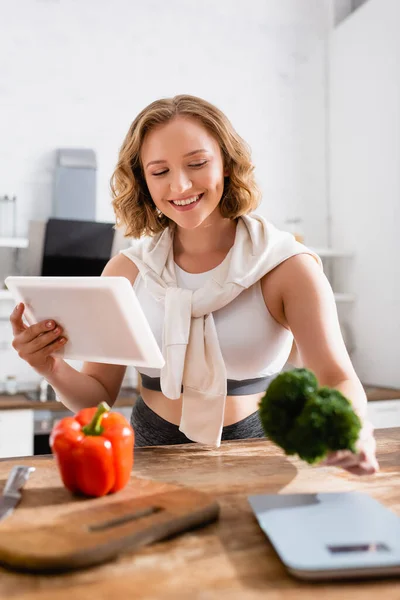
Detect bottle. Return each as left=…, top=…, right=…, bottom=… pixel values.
left=39, top=378, right=49, bottom=402
left=4, top=375, right=18, bottom=395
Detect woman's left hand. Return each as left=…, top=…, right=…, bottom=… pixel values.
left=319, top=420, right=379, bottom=476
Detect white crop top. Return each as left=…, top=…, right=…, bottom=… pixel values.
left=134, top=262, right=293, bottom=381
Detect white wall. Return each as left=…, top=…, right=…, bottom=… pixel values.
left=0, top=0, right=328, bottom=390
left=332, top=0, right=369, bottom=26
left=329, top=0, right=400, bottom=386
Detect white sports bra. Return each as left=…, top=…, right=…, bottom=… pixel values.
left=134, top=261, right=293, bottom=381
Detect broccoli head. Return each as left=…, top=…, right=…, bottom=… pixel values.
left=258, top=369, right=318, bottom=455
left=258, top=369, right=362, bottom=464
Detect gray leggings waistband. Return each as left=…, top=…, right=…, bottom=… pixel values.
left=131, top=395, right=266, bottom=447
left=140, top=374, right=274, bottom=396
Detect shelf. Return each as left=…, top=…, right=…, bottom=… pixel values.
left=310, top=247, right=353, bottom=258
left=334, top=293, right=355, bottom=303
left=0, top=237, right=28, bottom=249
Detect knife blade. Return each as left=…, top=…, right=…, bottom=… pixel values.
left=0, top=465, right=35, bottom=522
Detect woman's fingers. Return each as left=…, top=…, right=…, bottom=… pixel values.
left=14, top=319, right=59, bottom=346
left=320, top=448, right=379, bottom=474
left=9, top=302, right=68, bottom=377
left=34, top=335, right=67, bottom=357
left=9, top=303, right=27, bottom=335
left=15, top=328, right=66, bottom=359
left=321, top=450, right=352, bottom=464
left=10, top=307, right=67, bottom=377
left=345, top=457, right=379, bottom=475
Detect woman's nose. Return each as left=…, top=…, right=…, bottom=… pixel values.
left=169, top=171, right=192, bottom=195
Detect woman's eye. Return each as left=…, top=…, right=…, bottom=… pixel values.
left=189, top=161, right=208, bottom=168
left=151, top=161, right=207, bottom=177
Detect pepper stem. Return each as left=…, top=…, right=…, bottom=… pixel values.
left=82, top=402, right=110, bottom=436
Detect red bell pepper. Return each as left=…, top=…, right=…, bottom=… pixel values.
left=50, top=402, right=134, bottom=497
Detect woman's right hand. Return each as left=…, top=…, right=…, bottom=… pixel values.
left=10, top=303, right=68, bottom=377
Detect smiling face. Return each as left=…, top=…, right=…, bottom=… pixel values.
left=141, top=116, right=227, bottom=230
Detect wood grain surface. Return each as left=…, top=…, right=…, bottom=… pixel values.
left=0, top=479, right=219, bottom=573
left=0, top=428, right=398, bottom=600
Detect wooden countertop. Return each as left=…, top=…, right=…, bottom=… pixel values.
left=0, top=428, right=399, bottom=599
left=0, top=384, right=399, bottom=412
left=363, top=385, right=400, bottom=401
left=0, top=388, right=139, bottom=411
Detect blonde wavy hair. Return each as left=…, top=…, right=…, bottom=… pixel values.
left=111, top=94, right=261, bottom=238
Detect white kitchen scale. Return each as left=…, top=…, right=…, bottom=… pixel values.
left=248, top=491, right=400, bottom=580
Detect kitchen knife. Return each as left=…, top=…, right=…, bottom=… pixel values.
left=0, top=465, right=35, bottom=522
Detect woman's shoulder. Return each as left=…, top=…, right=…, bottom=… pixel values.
left=260, top=254, right=323, bottom=328
left=261, top=252, right=321, bottom=286
left=101, top=253, right=139, bottom=286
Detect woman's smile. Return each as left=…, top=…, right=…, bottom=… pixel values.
left=168, top=193, right=204, bottom=211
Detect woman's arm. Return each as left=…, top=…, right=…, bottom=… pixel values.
left=277, top=254, right=367, bottom=417
left=262, top=253, right=378, bottom=475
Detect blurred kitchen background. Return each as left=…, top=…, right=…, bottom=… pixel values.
left=0, top=0, right=399, bottom=456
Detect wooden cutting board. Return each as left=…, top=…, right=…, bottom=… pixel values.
left=0, top=476, right=219, bottom=573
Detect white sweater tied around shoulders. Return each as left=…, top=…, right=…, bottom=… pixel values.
left=121, top=214, right=321, bottom=446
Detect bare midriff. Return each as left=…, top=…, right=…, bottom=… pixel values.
left=141, top=387, right=264, bottom=427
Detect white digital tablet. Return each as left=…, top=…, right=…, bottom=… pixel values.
left=5, top=276, right=165, bottom=368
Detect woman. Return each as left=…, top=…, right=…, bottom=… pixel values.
left=10, top=95, right=378, bottom=474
